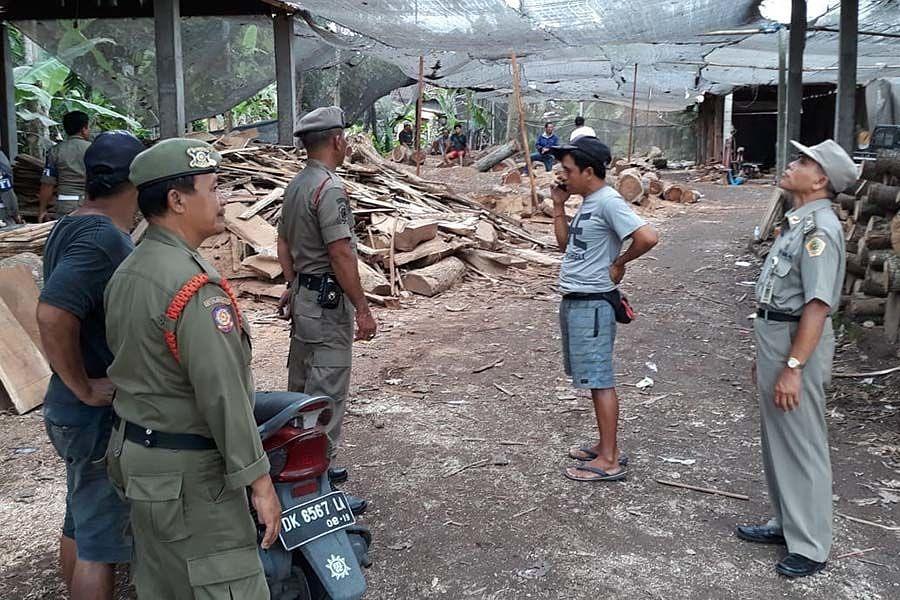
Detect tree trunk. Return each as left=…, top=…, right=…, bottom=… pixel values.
left=846, top=251, right=866, bottom=277
left=401, top=256, right=467, bottom=297
left=836, top=193, right=855, bottom=212
left=862, top=154, right=900, bottom=180
left=616, top=168, right=644, bottom=204
left=853, top=195, right=886, bottom=223
left=474, top=140, right=519, bottom=172
left=863, top=215, right=894, bottom=250
left=866, top=182, right=900, bottom=211
left=885, top=254, right=900, bottom=293
left=391, top=145, right=410, bottom=163
left=861, top=266, right=888, bottom=297
left=891, top=214, right=900, bottom=254
left=844, top=295, right=886, bottom=318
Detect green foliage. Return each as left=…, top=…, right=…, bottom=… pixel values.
left=11, top=27, right=144, bottom=143
left=230, top=84, right=277, bottom=125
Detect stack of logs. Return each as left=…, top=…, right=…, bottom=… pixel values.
left=10, top=154, right=47, bottom=220
left=837, top=152, right=900, bottom=342
left=613, top=149, right=700, bottom=207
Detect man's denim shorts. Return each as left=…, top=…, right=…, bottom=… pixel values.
left=560, top=297, right=617, bottom=389
left=45, top=414, right=131, bottom=564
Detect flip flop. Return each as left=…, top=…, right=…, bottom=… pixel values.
left=564, top=465, right=628, bottom=482
left=567, top=445, right=629, bottom=466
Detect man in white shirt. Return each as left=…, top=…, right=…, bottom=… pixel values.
left=570, top=116, right=596, bottom=142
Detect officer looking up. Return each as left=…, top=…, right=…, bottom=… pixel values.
left=104, top=138, right=280, bottom=599
left=39, top=111, right=92, bottom=221
left=736, top=139, right=856, bottom=579
left=277, top=107, right=376, bottom=513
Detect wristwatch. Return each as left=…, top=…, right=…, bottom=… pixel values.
left=786, top=356, right=804, bottom=370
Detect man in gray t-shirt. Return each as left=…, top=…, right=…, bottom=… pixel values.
left=548, top=136, right=659, bottom=483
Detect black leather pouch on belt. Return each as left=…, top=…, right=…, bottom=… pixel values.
left=317, top=273, right=342, bottom=309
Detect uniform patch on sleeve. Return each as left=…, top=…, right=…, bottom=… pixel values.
left=805, top=236, right=827, bottom=257
left=202, top=295, right=232, bottom=308
left=211, top=305, right=235, bottom=333
left=338, top=202, right=349, bottom=224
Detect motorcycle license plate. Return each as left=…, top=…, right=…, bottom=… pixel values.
left=279, top=491, right=356, bottom=551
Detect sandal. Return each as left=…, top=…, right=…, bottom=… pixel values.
left=567, top=445, right=629, bottom=466
left=563, top=465, right=628, bottom=482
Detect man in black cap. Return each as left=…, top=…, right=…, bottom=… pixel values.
left=548, top=136, right=658, bottom=482
left=36, top=130, right=144, bottom=600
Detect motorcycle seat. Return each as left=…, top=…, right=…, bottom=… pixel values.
left=254, top=391, right=335, bottom=440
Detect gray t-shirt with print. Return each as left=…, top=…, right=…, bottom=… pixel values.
left=559, top=185, right=646, bottom=294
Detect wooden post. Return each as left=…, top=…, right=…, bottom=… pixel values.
left=154, top=0, right=186, bottom=139
left=787, top=0, right=806, bottom=154
left=273, top=12, right=297, bottom=146
left=0, top=23, right=15, bottom=160
left=511, top=54, right=538, bottom=214
left=627, top=63, right=638, bottom=162
left=776, top=26, right=787, bottom=175
left=415, top=55, right=424, bottom=177
left=834, top=0, right=858, bottom=153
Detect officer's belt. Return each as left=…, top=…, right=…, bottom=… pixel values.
left=114, top=414, right=217, bottom=450
left=57, top=194, right=83, bottom=202
left=297, top=273, right=339, bottom=293
left=756, top=308, right=801, bottom=322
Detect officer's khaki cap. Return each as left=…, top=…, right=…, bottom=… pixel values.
left=294, top=106, right=346, bottom=137
left=129, top=138, right=221, bottom=189
left=790, top=139, right=858, bottom=194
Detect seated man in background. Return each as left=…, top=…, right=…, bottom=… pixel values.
left=530, top=121, right=559, bottom=172
left=447, top=124, right=468, bottom=161
left=398, top=122, right=414, bottom=148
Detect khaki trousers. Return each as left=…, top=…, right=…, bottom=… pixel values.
left=288, top=287, right=354, bottom=458
left=754, top=317, right=834, bottom=562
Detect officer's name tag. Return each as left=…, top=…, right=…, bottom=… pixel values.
left=0, top=177, right=11, bottom=191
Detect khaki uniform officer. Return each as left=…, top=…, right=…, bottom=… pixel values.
left=104, top=138, right=281, bottom=599
left=737, top=139, right=856, bottom=579
left=277, top=107, right=377, bottom=461
left=39, top=110, right=92, bottom=221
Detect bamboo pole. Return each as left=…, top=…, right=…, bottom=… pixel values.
left=415, top=55, right=425, bottom=177
left=511, top=53, right=539, bottom=214
left=627, top=63, right=638, bottom=162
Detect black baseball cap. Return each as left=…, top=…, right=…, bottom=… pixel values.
left=549, top=136, right=612, bottom=167
left=84, top=130, right=145, bottom=187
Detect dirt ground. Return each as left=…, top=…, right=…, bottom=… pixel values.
left=1, top=179, right=899, bottom=599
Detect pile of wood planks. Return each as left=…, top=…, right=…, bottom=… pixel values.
left=0, top=221, right=55, bottom=259
left=0, top=264, right=50, bottom=414
left=210, top=135, right=556, bottom=303
left=10, top=154, right=48, bottom=220
left=836, top=151, right=900, bottom=342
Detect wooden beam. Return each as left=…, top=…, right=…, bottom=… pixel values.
left=0, top=23, right=16, bottom=160
left=786, top=0, right=806, bottom=152
left=627, top=63, right=638, bottom=162
left=776, top=27, right=787, bottom=175
left=415, top=56, right=425, bottom=177
left=510, top=54, right=538, bottom=214
left=834, top=0, right=858, bottom=153
left=273, top=12, right=298, bottom=146
left=154, top=0, right=186, bottom=139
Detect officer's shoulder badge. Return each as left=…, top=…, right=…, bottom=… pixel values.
left=187, top=146, right=218, bottom=169
left=805, top=236, right=827, bottom=257
left=211, top=304, right=235, bottom=333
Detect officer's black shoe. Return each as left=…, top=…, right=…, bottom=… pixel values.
left=735, top=524, right=786, bottom=545
left=328, top=467, right=349, bottom=485
left=775, top=553, right=826, bottom=578
left=346, top=494, right=368, bottom=516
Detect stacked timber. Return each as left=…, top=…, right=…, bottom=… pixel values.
left=836, top=151, right=900, bottom=343
left=0, top=222, right=55, bottom=259
left=10, top=154, right=47, bottom=219
left=211, top=135, right=555, bottom=303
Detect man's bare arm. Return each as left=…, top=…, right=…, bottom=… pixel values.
left=37, top=183, right=55, bottom=222
left=36, top=303, right=113, bottom=406
left=327, top=238, right=376, bottom=339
